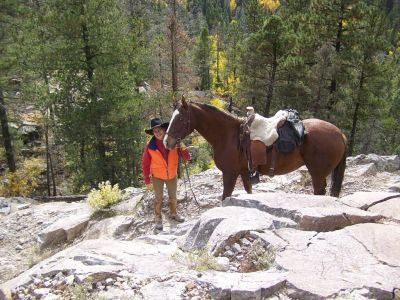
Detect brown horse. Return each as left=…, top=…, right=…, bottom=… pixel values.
left=164, top=98, right=347, bottom=200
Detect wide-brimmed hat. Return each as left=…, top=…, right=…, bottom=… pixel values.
left=145, top=118, right=169, bottom=135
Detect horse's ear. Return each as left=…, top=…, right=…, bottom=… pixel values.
left=181, top=95, right=188, bottom=109
left=172, top=98, right=179, bottom=110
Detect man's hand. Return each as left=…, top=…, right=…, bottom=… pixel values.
left=146, top=183, right=153, bottom=191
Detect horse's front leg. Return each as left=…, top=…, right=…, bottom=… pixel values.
left=240, top=170, right=252, bottom=194
left=222, top=172, right=239, bottom=200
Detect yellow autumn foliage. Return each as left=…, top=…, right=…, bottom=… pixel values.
left=260, top=0, right=280, bottom=11
left=0, top=158, right=44, bottom=197
left=210, top=35, right=228, bottom=94
left=230, top=0, right=236, bottom=12
left=210, top=98, right=225, bottom=110
left=87, top=181, right=122, bottom=209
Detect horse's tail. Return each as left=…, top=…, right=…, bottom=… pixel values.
left=330, top=133, right=347, bottom=197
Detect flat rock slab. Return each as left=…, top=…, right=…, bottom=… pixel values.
left=198, top=270, right=287, bottom=299
left=340, top=191, right=400, bottom=210
left=224, top=193, right=383, bottom=232
left=368, top=197, right=400, bottom=221
left=112, top=194, right=143, bottom=213
left=32, top=201, right=92, bottom=216
left=84, top=215, right=135, bottom=239
left=275, top=223, right=400, bottom=299
left=1, top=239, right=186, bottom=294
left=38, top=213, right=91, bottom=248
left=179, top=206, right=295, bottom=254
left=139, top=280, right=187, bottom=299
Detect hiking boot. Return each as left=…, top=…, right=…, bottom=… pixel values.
left=155, top=220, right=163, bottom=230
left=171, top=214, right=185, bottom=223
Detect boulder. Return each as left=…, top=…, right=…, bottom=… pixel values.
left=179, top=206, right=295, bottom=254
left=224, top=192, right=383, bottom=231
left=275, top=223, right=400, bottom=299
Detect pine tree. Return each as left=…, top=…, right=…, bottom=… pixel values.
left=21, top=0, right=147, bottom=189
left=0, top=0, right=22, bottom=172
left=194, top=27, right=212, bottom=90
left=239, top=13, right=296, bottom=116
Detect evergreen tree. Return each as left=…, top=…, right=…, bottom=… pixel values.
left=239, top=14, right=296, bottom=116
left=0, top=0, right=23, bottom=172
left=22, top=0, right=146, bottom=189
left=194, top=27, right=212, bottom=90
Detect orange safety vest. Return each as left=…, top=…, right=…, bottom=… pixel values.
left=148, top=138, right=179, bottom=180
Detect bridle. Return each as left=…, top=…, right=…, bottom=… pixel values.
left=166, top=103, right=191, bottom=145
left=166, top=103, right=200, bottom=207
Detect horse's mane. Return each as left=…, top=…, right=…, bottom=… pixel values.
left=191, top=101, right=241, bottom=123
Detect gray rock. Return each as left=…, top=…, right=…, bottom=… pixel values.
left=224, top=192, right=383, bottom=232
left=179, top=206, right=295, bottom=254
left=1, top=239, right=187, bottom=293
left=275, top=223, right=400, bottom=299
left=38, top=213, right=91, bottom=248
left=112, top=194, right=143, bottom=213
left=232, top=243, right=241, bottom=253
left=214, top=257, right=230, bottom=272
left=368, top=197, right=400, bottom=221
left=33, top=288, right=50, bottom=297
left=339, top=191, right=400, bottom=210
left=347, top=154, right=400, bottom=172
left=85, top=215, right=134, bottom=239
left=140, top=280, right=186, bottom=299
left=42, top=293, right=61, bottom=300
left=199, top=271, right=287, bottom=299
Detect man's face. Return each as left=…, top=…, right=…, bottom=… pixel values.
left=153, top=127, right=166, bottom=140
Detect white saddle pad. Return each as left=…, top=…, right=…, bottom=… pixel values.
left=249, top=110, right=288, bottom=146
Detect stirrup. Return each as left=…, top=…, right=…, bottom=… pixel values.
left=249, top=171, right=260, bottom=184
left=268, top=167, right=275, bottom=178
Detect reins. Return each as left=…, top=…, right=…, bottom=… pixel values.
left=182, top=159, right=200, bottom=208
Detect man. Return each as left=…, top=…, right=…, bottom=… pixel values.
left=142, top=118, right=190, bottom=230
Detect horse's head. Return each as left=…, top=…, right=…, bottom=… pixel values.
left=164, top=96, right=193, bottom=149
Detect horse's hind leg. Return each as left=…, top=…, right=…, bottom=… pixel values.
left=240, top=171, right=252, bottom=194
left=311, top=175, right=327, bottom=195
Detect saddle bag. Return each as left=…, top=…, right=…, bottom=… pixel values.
left=250, top=140, right=267, bottom=167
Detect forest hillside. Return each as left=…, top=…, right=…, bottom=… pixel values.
left=0, top=0, right=399, bottom=198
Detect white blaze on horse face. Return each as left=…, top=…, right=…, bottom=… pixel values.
left=167, top=109, right=180, bottom=133
left=164, top=109, right=180, bottom=148
left=163, top=134, right=169, bottom=148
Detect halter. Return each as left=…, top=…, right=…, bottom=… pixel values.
left=166, top=103, right=191, bottom=144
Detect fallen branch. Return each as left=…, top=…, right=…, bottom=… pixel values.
left=38, top=195, right=87, bottom=202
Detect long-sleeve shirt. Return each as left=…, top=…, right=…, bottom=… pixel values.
left=142, top=138, right=190, bottom=184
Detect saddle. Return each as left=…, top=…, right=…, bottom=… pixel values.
left=239, top=107, right=304, bottom=179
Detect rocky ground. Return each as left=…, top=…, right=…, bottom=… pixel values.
left=0, top=153, right=399, bottom=300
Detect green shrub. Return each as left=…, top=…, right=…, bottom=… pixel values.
left=172, top=247, right=217, bottom=271
left=188, top=137, right=214, bottom=175
left=246, top=239, right=275, bottom=270
left=87, top=181, right=122, bottom=209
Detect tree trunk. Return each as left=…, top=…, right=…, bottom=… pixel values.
left=45, top=126, right=57, bottom=196
left=264, top=45, right=278, bottom=117
left=348, top=101, right=360, bottom=156
left=326, top=8, right=344, bottom=116
left=0, top=89, right=16, bottom=172
left=43, top=74, right=57, bottom=196
left=95, top=123, right=107, bottom=181
left=45, top=123, right=51, bottom=196
left=170, top=0, right=178, bottom=93
left=348, top=63, right=366, bottom=156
